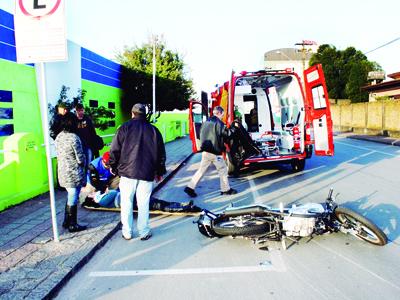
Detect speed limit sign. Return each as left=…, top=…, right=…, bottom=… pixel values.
left=14, top=0, right=67, bottom=63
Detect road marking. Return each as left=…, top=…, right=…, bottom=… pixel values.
left=112, top=239, right=176, bottom=266
left=90, top=264, right=278, bottom=277
left=312, top=240, right=400, bottom=291
left=248, top=175, right=262, bottom=204
left=335, top=140, right=398, bottom=157
left=161, top=217, right=193, bottom=230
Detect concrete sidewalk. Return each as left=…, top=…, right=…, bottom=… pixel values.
left=336, top=131, right=400, bottom=146
left=0, top=136, right=193, bottom=300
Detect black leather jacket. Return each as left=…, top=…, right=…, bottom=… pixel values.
left=200, top=116, right=233, bottom=155
left=109, top=116, right=166, bottom=181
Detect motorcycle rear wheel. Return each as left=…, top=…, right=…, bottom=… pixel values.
left=334, top=207, right=387, bottom=246
left=213, top=217, right=270, bottom=236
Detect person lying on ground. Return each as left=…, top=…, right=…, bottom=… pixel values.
left=81, top=187, right=201, bottom=213
left=82, top=152, right=201, bottom=213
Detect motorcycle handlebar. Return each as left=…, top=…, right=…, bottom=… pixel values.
left=327, top=188, right=334, bottom=201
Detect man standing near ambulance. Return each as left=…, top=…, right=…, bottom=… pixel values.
left=109, top=103, right=166, bottom=241
left=184, top=106, right=237, bottom=198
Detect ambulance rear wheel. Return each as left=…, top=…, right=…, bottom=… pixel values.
left=291, top=159, right=305, bottom=172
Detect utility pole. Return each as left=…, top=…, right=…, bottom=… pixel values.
left=152, top=35, right=157, bottom=123
left=295, top=40, right=316, bottom=73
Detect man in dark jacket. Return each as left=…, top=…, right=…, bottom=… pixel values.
left=75, top=103, right=98, bottom=169
left=184, top=106, right=237, bottom=198
left=109, top=103, right=166, bottom=241
left=50, top=102, right=69, bottom=140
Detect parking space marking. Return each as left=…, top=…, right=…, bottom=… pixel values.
left=335, top=140, right=398, bottom=157
left=89, top=264, right=278, bottom=277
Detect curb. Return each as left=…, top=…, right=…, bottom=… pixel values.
left=345, top=135, right=400, bottom=146
left=45, top=152, right=194, bottom=299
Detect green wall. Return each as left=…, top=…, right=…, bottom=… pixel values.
left=0, top=59, right=48, bottom=210
left=81, top=79, right=123, bottom=149
left=0, top=61, right=190, bottom=212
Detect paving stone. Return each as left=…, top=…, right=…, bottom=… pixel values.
left=0, top=290, right=30, bottom=299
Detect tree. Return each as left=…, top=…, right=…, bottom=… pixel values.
left=116, top=37, right=194, bottom=115
left=309, top=45, right=381, bottom=102
left=48, top=85, right=115, bottom=131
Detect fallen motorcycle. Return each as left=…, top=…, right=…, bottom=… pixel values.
left=195, top=189, right=387, bottom=249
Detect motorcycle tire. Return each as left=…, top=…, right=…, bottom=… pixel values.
left=334, top=207, right=387, bottom=246
left=213, top=217, right=270, bottom=237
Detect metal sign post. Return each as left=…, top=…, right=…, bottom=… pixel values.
left=14, top=0, right=68, bottom=242
left=36, top=62, right=59, bottom=242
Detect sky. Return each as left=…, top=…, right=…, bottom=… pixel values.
left=2, top=0, right=400, bottom=95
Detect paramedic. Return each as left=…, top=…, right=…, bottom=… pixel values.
left=184, top=106, right=237, bottom=197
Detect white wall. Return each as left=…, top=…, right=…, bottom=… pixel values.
left=43, top=40, right=81, bottom=106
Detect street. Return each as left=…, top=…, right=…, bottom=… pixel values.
left=56, top=136, right=400, bottom=300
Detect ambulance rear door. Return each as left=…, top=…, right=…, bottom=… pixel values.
left=303, top=64, right=334, bottom=156
left=189, top=100, right=208, bottom=153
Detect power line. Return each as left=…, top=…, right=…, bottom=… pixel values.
left=364, top=36, right=400, bottom=54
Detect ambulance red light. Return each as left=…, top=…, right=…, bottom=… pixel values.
left=240, top=71, right=247, bottom=76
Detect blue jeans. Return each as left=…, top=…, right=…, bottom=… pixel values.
left=66, top=187, right=81, bottom=206
left=96, top=190, right=120, bottom=208
left=119, top=176, right=153, bottom=238
left=83, top=147, right=93, bottom=171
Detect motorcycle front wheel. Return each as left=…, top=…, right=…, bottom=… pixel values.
left=213, top=217, right=270, bottom=236
left=334, top=207, right=387, bottom=246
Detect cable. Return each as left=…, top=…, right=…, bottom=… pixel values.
left=364, top=36, right=400, bottom=54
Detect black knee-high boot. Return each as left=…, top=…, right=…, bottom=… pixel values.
left=62, top=203, right=69, bottom=228
left=66, top=205, right=87, bottom=232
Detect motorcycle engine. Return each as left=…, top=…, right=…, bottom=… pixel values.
left=282, top=216, right=316, bottom=237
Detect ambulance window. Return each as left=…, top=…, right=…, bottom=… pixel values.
left=193, top=104, right=206, bottom=122
left=311, top=85, right=326, bottom=109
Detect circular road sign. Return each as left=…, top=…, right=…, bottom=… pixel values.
left=18, top=0, right=62, bottom=18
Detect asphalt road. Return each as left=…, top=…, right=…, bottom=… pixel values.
left=56, top=136, right=400, bottom=300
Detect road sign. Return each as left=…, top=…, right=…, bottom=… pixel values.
left=14, top=0, right=67, bottom=63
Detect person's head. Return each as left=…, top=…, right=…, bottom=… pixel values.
left=213, top=106, right=224, bottom=120
left=60, top=112, right=78, bottom=133
left=57, top=102, right=68, bottom=116
left=75, top=103, right=85, bottom=120
left=131, top=103, right=146, bottom=118
left=101, top=151, right=110, bottom=168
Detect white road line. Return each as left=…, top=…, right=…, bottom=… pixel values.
left=248, top=175, right=262, bottom=204
left=312, top=239, right=400, bottom=291
left=112, top=239, right=176, bottom=266
left=335, top=141, right=398, bottom=157
left=90, top=264, right=277, bottom=277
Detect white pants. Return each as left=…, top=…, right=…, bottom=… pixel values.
left=119, top=176, right=153, bottom=238
left=188, top=152, right=230, bottom=192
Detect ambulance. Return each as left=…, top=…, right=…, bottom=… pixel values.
left=189, top=64, right=334, bottom=174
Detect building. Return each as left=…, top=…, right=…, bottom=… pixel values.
left=264, top=42, right=317, bottom=80
left=0, top=7, right=188, bottom=211
left=361, top=72, right=400, bottom=102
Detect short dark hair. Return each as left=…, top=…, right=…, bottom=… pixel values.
left=58, top=102, right=68, bottom=109
left=131, top=103, right=146, bottom=115
left=75, top=103, right=84, bottom=110
left=213, top=106, right=224, bottom=114
left=60, top=112, right=78, bottom=133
